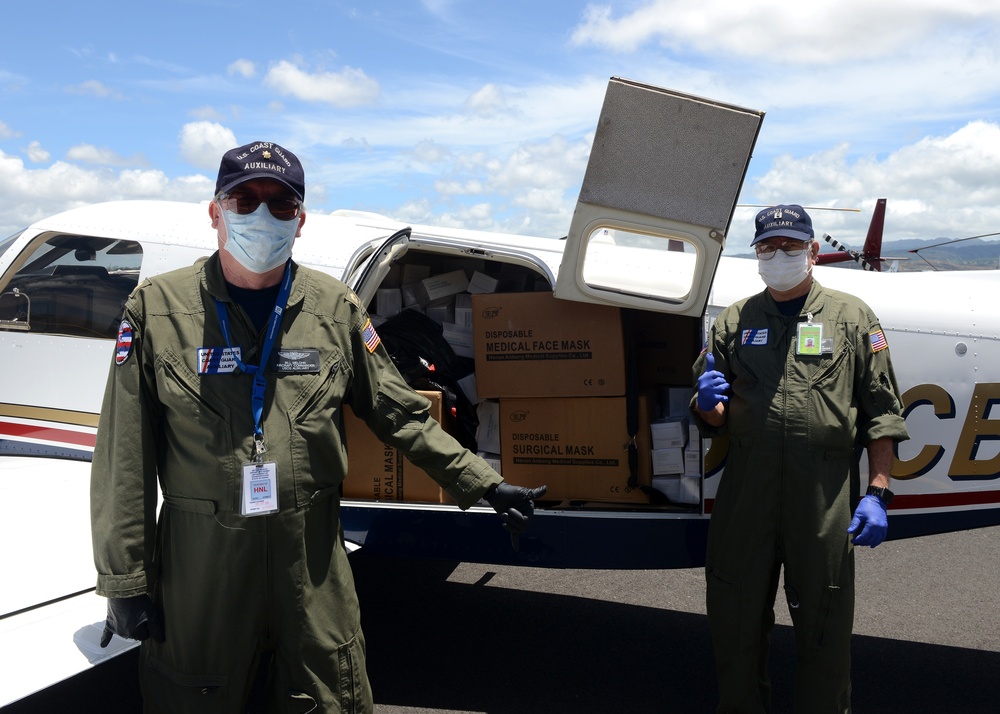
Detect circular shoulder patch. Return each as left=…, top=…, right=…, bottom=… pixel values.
left=115, top=320, right=134, bottom=365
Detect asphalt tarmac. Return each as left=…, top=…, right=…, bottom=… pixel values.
left=7, top=524, right=1000, bottom=713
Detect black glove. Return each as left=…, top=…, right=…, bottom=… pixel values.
left=100, top=594, right=165, bottom=647
left=483, top=482, right=547, bottom=534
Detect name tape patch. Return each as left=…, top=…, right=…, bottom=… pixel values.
left=741, top=328, right=769, bottom=346
left=197, top=347, right=242, bottom=374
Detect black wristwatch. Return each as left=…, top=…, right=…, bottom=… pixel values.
left=866, top=485, right=894, bottom=505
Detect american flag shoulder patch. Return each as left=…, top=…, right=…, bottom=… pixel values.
left=115, top=320, right=133, bottom=365
left=362, top=318, right=381, bottom=353
left=869, top=328, right=888, bottom=353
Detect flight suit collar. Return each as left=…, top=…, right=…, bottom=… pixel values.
left=760, top=278, right=828, bottom=319
left=202, top=251, right=307, bottom=309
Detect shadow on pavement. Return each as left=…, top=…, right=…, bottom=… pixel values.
left=5, top=552, right=997, bottom=713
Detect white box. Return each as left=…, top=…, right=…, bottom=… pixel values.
left=458, top=373, right=479, bottom=405
left=688, top=424, right=701, bottom=445
left=421, top=270, right=469, bottom=302
left=454, top=293, right=473, bottom=328
left=684, top=445, right=701, bottom=474
left=652, top=475, right=700, bottom=504
left=477, top=451, right=502, bottom=475
left=476, top=400, right=501, bottom=453
left=651, top=447, right=684, bottom=475
left=468, top=271, right=499, bottom=294
left=668, top=387, right=692, bottom=418
left=376, top=288, right=402, bottom=317
left=401, top=282, right=422, bottom=307
left=426, top=297, right=455, bottom=326
left=650, top=418, right=688, bottom=449
left=442, top=322, right=474, bottom=358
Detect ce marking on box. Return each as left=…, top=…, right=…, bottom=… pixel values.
left=582, top=378, right=607, bottom=386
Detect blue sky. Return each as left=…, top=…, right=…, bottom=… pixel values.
left=2, top=0, right=1000, bottom=253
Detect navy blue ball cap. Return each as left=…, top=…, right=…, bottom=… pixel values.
left=752, top=204, right=814, bottom=246
left=215, top=141, right=305, bottom=200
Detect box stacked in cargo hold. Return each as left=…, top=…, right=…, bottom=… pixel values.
left=470, top=291, right=657, bottom=504
left=362, top=258, right=708, bottom=508
left=342, top=390, right=449, bottom=503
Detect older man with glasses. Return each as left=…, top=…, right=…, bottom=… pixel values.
left=690, top=204, right=909, bottom=713
left=90, top=141, right=545, bottom=712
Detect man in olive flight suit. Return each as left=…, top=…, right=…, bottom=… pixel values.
left=91, top=141, right=545, bottom=713
left=691, top=205, right=908, bottom=713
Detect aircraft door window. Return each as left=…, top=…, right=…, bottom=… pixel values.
left=581, top=226, right=699, bottom=304
left=0, top=233, right=143, bottom=339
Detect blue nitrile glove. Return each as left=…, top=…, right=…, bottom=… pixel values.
left=100, top=594, right=165, bottom=647
left=484, top=482, right=547, bottom=534
left=697, top=353, right=730, bottom=412
left=847, top=494, right=889, bottom=548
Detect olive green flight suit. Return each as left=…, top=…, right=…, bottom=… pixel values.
left=691, top=281, right=908, bottom=714
left=91, top=253, right=501, bottom=713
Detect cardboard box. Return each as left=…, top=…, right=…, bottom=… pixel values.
left=472, top=292, right=626, bottom=398
left=441, top=321, right=474, bottom=358
left=421, top=269, right=469, bottom=303
left=650, top=417, right=689, bottom=449
left=342, top=390, right=445, bottom=503
left=468, top=271, right=499, bottom=294
left=499, top=395, right=652, bottom=503
left=651, top=447, right=684, bottom=475
left=652, top=475, right=701, bottom=504
left=454, top=294, right=473, bottom=328
left=684, top=445, right=701, bottom=475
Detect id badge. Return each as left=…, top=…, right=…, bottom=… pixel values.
left=796, top=322, right=823, bottom=356
left=241, top=461, right=279, bottom=516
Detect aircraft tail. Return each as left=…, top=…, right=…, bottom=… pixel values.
left=861, top=198, right=887, bottom=272
left=817, top=198, right=886, bottom=271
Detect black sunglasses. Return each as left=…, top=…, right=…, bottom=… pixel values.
left=219, top=192, right=302, bottom=221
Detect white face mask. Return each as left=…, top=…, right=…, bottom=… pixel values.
left=220, top=203, right=298, bottom=274
left=758, top=248, right=811, bottom=291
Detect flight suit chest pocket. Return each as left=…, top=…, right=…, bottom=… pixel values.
left=156, top=348, right=231, bottom=424
left=278, top=347, right=347, bottom=423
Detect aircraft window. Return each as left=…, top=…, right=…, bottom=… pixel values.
left=0, top=233, right=143, bottom=339
left=581, top=226, right=698, bottom=303
left=0, top=231, right=23, bottom=258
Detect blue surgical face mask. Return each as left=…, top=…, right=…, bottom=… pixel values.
left=220, top=202, right=298, bottom=274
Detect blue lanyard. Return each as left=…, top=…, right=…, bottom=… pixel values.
left=214, top=262, right=293, bottom=461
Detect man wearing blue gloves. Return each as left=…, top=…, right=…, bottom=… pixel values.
left=691, top=205, right=909, bottom=713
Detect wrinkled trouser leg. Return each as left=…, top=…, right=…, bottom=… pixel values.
left=782, top=455, right=855, bottom=714
left=140, top=497, right=374, bottom=713
left=705, top=445, right=782, bottom=714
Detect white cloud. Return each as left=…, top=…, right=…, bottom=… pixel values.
left=24, top=141, right=49, bottom=163
left=464, top=83, right=513, bottom=118
left=263, top=60, right=379, bottom=107
left=65, top=79, right=121, bottom=99
left=740, top=120, right=1000, bottom=249
left=0, top=149, right=212, bottom=237
left=65, top=144, right=143, bottom=167
left=0, top=121, right=18, bottom=139
left=228, top=59, right=255, bottom=79
left=189, top=105, right=227, bottom=122
left=571, top=0, right=1000, bottom=64
left=179, top=121, right=238, bottom=170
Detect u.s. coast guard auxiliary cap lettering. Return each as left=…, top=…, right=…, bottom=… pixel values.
left=215, top=141, right=305, bottom=200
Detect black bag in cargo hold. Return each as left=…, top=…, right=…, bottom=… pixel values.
left=376, top=309, right=479, bottom=451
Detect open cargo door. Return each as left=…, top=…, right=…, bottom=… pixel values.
left=555, top=78, right=763, bottom=317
